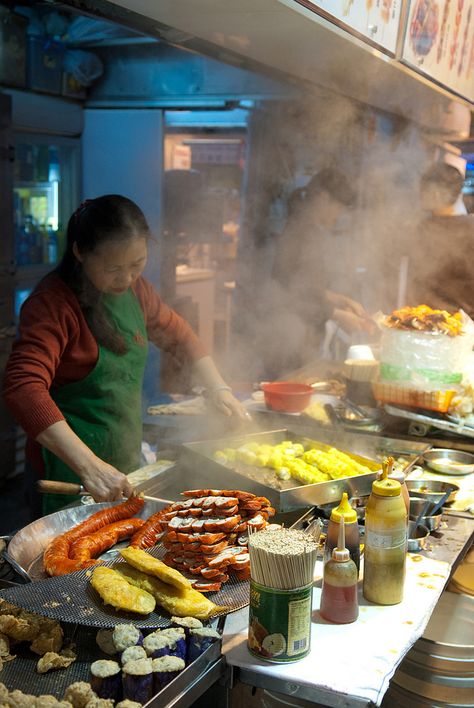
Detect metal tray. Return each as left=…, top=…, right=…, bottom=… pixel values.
left=0, top=615, right=225, bottom=708
left=384, top=404, right=474, bottom=439
left=0, top=546, right=249, bottom=629
left=169, top=428, right=426, bottom=512
left=6, top=499, right=170, bottom=580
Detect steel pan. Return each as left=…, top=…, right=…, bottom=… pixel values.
left=6, top=498, right=169, bottom=581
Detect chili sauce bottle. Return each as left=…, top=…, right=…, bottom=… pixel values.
left=320, top=516, right=359, bottom=624
left=363, top=467, right=408, bottom=605
left=324, top=492, right=360, bottom=572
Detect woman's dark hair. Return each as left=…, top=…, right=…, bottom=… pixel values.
left=57, top=194, right=151, bottom=355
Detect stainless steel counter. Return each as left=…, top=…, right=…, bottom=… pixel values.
left=220, top=507, right=473, bottom=708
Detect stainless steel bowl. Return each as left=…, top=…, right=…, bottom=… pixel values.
left=406, top=479, right=459, bottom=504
left=407, top=520, right=430, bottom=552
left=423, top=448, right=474, bottom=475
left=409, top=498, right=442, bottom=531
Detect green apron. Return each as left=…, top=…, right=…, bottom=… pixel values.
left=42, top=289, right=148, bottom=515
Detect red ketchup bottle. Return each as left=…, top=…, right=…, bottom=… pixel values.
left=320, top=516, right=359, bottom=624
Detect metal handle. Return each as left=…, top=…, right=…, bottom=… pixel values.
left=37, top=480, right=85, bottom=496
left=1, top=550, right=32, bottom=583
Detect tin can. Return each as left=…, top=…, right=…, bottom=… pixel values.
left=248, top=579, right=312, bottom=662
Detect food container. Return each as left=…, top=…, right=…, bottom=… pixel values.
left=174, top=430, right=428, bottom=513
left=261, top=382, right=313, bottom=413
left=423, top=448, right=474, bottom=476
left=407, top=521, right=430, bottom=552
left=409, top=498, right=442, bottom=531
left=5, top=499, right=169, bottom=580
left=372, top=382, right=456, bottom=413
left=406, top=479, right=459, bottom=505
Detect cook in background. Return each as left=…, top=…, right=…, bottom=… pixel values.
left=407, top=163, right=474, bottom=319
left=3, top=195, right=247, bottom=519
left=262, top=168, right=374, bottom=377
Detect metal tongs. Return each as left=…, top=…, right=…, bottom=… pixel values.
left=341, top=397, right=371, bottom=420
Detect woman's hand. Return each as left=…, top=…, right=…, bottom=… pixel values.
left=36, top=420, right=133, bottom=502
left=326, top=290, right=370, bottom=319
left=333, top=308, right=376, bottom=334
left=210, top=387, right=251, bottom=420
left=192, top=355, right=251, bottom=421
left=79, top=458, right=133, bottom=502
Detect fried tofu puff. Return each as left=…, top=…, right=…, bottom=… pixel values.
left=0, top=600, right=22, bottom=617
left=33, top=697, right=73, bottom=707
left=63, top=682, right=96, bottom=708
left=30, top=621, right=63, bottom=656
left=0, top=681, right=9, bottom=701
left=37, top=650, right=76, bottom=674
left=0, top=614, right=38, bottom=643
left=0, top=633, right=10, bottom=657
left=0, top=607, right=63, bottom=655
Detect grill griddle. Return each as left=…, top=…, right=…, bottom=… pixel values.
left=0, top=623, right=102, bottom=696
left=0, top=546, right=249, bottom=629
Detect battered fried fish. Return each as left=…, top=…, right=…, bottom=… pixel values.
left=120, top=547, right=192, bottom=591
left=90, top=567, right=156, bottom=615
left=114, top=564, right=224, bottom=620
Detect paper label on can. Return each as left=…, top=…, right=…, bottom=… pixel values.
left=365, top=528, right=407, bottom=549
left=248, top=580, right=312, bottom=662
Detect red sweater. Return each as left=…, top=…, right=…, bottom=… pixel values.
left=3, top=273, right=207, bottom=449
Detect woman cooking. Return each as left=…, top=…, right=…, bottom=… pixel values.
left=3, top=195, right=247, bottom=518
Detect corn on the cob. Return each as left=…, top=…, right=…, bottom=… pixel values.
left=287, top=459, right=329, bottom=484
left=303, top=449, right=357, bottom=478
left=327, top=447, right=372, bottom=475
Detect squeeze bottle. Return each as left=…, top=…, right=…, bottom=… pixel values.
left=363, top=467, right=408, bottom=605
left=320, top=516, right=359, bottom=624
left=384, top=455, right=410, bottom=514
left=324, top=492, right=360, bottom=572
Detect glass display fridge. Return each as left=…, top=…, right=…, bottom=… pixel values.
left=13, top=133, right=80, bottom=316
left=0, top=106, right=80, bottom=489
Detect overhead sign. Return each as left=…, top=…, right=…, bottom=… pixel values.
left=295, top=1, right=403, bottom=54
left=402, top=0, right=474, bottom=102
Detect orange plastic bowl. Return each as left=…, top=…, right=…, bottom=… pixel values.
left=261, top=381, right=313, bottom=413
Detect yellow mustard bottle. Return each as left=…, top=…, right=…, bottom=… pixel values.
left=324, top=492, right=360, bottom=572
left=384, top=455, right=410, bottom=515
left=363, top=468, right=408, bottom=605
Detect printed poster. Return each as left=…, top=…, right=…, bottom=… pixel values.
left=402, top=0, right=474, bottom=101
left=296, top=1, right=404, bottom=54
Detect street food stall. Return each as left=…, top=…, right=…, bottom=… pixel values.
left=0, top=407, right=473, bottom=706
left=0, top=0, right=474, bottom=707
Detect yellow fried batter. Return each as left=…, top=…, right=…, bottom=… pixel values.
left=120, top=547, right=192, bottom=591
left=115, top=564, right=224, bottom=620
left=90, top=566, right=156, bottom=615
